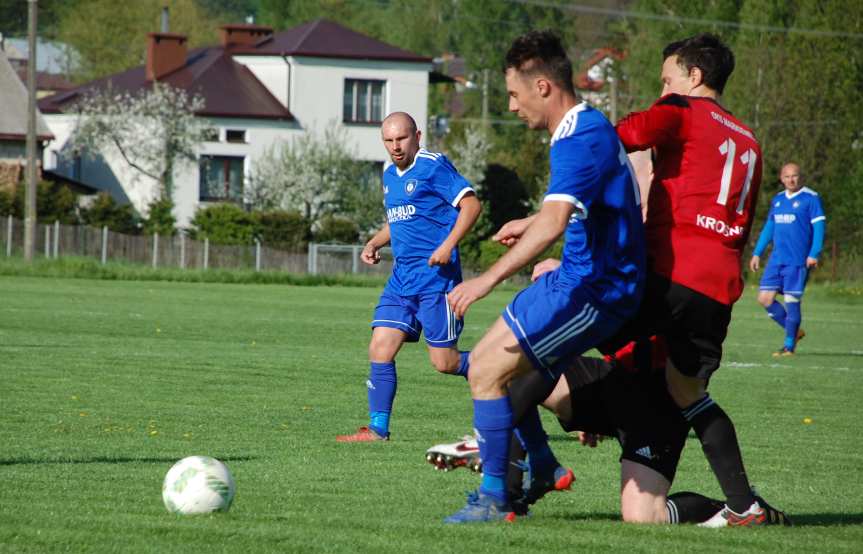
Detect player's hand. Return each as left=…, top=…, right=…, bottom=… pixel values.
left=749, top=255, right=760, bottom=272
left=806, top=257, right=818, bottom=269
left=428, top=243, right=453, bottom=266
left=361, top=242, right=381, bottom=265
left=531, top=258, right=561, bottom=282
left=577, top=431, right=605, bottom=448
left=492, top=217, right=532, bottom=247
left=448, top=275, right=495, bottom=318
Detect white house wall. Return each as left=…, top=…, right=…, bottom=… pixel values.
left=287, top=56, right=430, bottom=162
left=232, top=55, right=290, bottom=107
left=41, top=55, right=430, bottom=229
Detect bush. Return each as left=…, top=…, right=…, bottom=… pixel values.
left=143, top=197, right=176, bottom=236
left=314, top=215, right=359, bottom=244
left=0, top=181, right=80, bottom=224
left=80, top=193, right=140, bottom=234
left=190, top=203, right=257, bottom=245
left=257, top=210, right=311, bottom=250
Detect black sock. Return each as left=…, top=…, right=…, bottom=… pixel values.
left=506, top=435, right=526, bottom=499
left=681, top=395, right=754, bottom=513
left=508, top=369, right=557, bottom=425
left=666, top=492, right=725, bottom=524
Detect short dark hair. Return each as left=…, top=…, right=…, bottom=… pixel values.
left=663, top=33, right=735, bottom=94
left=504, top=30, right=575, bottom=96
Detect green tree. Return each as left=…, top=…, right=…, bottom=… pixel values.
left=57, top=0, right=222, bottom=83
left=80, top=192, right=140, bottom=234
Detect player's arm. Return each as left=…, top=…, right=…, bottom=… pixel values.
left=362, top=223, right=390, bottom=265
left=616, top=95, right=686, bottom=152
left=807, top=198, right=827, bottom=268
left=749, top=217, right=774, bottom=272
left=448, top=200, right=572, bottom=318
left=428, top=192, right=481, bottom=266
left=492, top=214, right=538, bottom=247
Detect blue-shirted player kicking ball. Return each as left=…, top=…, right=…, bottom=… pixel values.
left=749, top=162, right=826, bottom=356
left=337, top=112, right=481, bottom=442
left=443, top=31, right=645, bottom=522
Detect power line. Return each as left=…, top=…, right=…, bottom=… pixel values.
left=508, top=0, right=863, bottom=40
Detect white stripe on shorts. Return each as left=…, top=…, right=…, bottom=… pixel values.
left=532, top=304, right=595, bottom=356
left=534, top=305, right=598, bottom=359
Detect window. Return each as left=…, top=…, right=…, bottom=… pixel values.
left=199, top=155, right=244, bottom=202
left=225, top=129, right=247, bottom=143
left=343, top=79, right=385, bottom=123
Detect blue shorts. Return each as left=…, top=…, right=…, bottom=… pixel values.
left=371, top=288, right=462, bottom=347
left=759, top=261, right=809, bottom=296
left=503, top=270, right=626, bottom=380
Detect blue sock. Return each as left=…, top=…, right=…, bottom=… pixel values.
left=785, top=301, right=801, bottom=350
left=367, top=361, right=396, bottom=436
left=765, top=300, right=787, bottom=328
left=473, top=397, right=513, bottom=502
left=514, top=406, right=557, bottom=474
left=455, top=351, right=470, bottom=379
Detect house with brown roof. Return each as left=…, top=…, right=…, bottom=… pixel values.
left=38, top=19, right=431, bottom=226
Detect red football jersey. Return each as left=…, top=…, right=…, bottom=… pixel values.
left=616, top=94, right=762, bottom=305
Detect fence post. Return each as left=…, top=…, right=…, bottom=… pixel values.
left=44, top=225, right=50, bottom=258
left=203, top=237, right=209, bottom=270
left=352, top=245, right=360, bottom=274
left=179, top=232, right=186, bottom=269
left=101, top=226, right=108, bottom=265
left=152, top=233, right=159, bottom=269
left=255, top=239, right=261, bottom=272
left=53, top=220, right=59, bottom=259
left=307, top=242, right=319, bottom=275
left=6, top=215, right=11, bottom=257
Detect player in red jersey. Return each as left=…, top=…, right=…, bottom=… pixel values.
left=610, top=33, right=785, bottom=526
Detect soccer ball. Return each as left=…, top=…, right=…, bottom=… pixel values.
left=162, top=456, right=235, bottom=515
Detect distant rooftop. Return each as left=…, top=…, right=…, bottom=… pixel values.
left=38, top=19, right=430, bottom=121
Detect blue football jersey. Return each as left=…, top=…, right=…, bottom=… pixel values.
left=382, top=149, right=473, bottom=296
left=545, top=103, right=645, bottom=315
left=766, top=187, right=826, bottom=265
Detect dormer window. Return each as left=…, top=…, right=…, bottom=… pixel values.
left=343, top=79, right=385, bottom=124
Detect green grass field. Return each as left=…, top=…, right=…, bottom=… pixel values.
left=0, top=275, right=861, bottom=553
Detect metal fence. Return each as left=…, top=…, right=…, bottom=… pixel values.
left=0, top=216, right=394, bottom=276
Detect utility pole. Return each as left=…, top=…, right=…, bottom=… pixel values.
left=24, top=0, right=38, bottom=262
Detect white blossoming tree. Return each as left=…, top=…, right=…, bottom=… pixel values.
left=70, top=83, right=208, bottom=201
left=248, top=124, right=368, bottom=227
left=449, top=124, right=491, bottom=193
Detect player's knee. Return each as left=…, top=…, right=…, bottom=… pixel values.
left=467, top=362, right=501, bottom=397
left=368, top=339, right=397, bottom=362
left=621, top=503, right=666, bottom=524
left=756, top=291, right=774, bottom=307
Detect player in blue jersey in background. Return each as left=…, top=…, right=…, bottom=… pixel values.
left=442, top=31, right=645, bottom=522
left=749, top=163, right=825, bottom=356
left=337, top=112, right=481, bottom=442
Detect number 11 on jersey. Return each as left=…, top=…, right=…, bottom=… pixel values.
left=717, top=137, right=757, bottom=214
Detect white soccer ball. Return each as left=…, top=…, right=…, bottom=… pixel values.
left=162, top=456, right=235, bottom=515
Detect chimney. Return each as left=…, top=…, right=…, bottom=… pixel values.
left=160, top=6, right=169, bottom=33
left=219, top=24, right=273, bottom=49
left=146, top=32, right=187, bottom=81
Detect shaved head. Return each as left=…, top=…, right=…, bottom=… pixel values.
left=382, top=111, right=418, bottom=134
left=381, top=112, right=421, bottom=170
left=780, top=162, right=802, bottom=193
left=781, top=162, right=800, bottom=175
